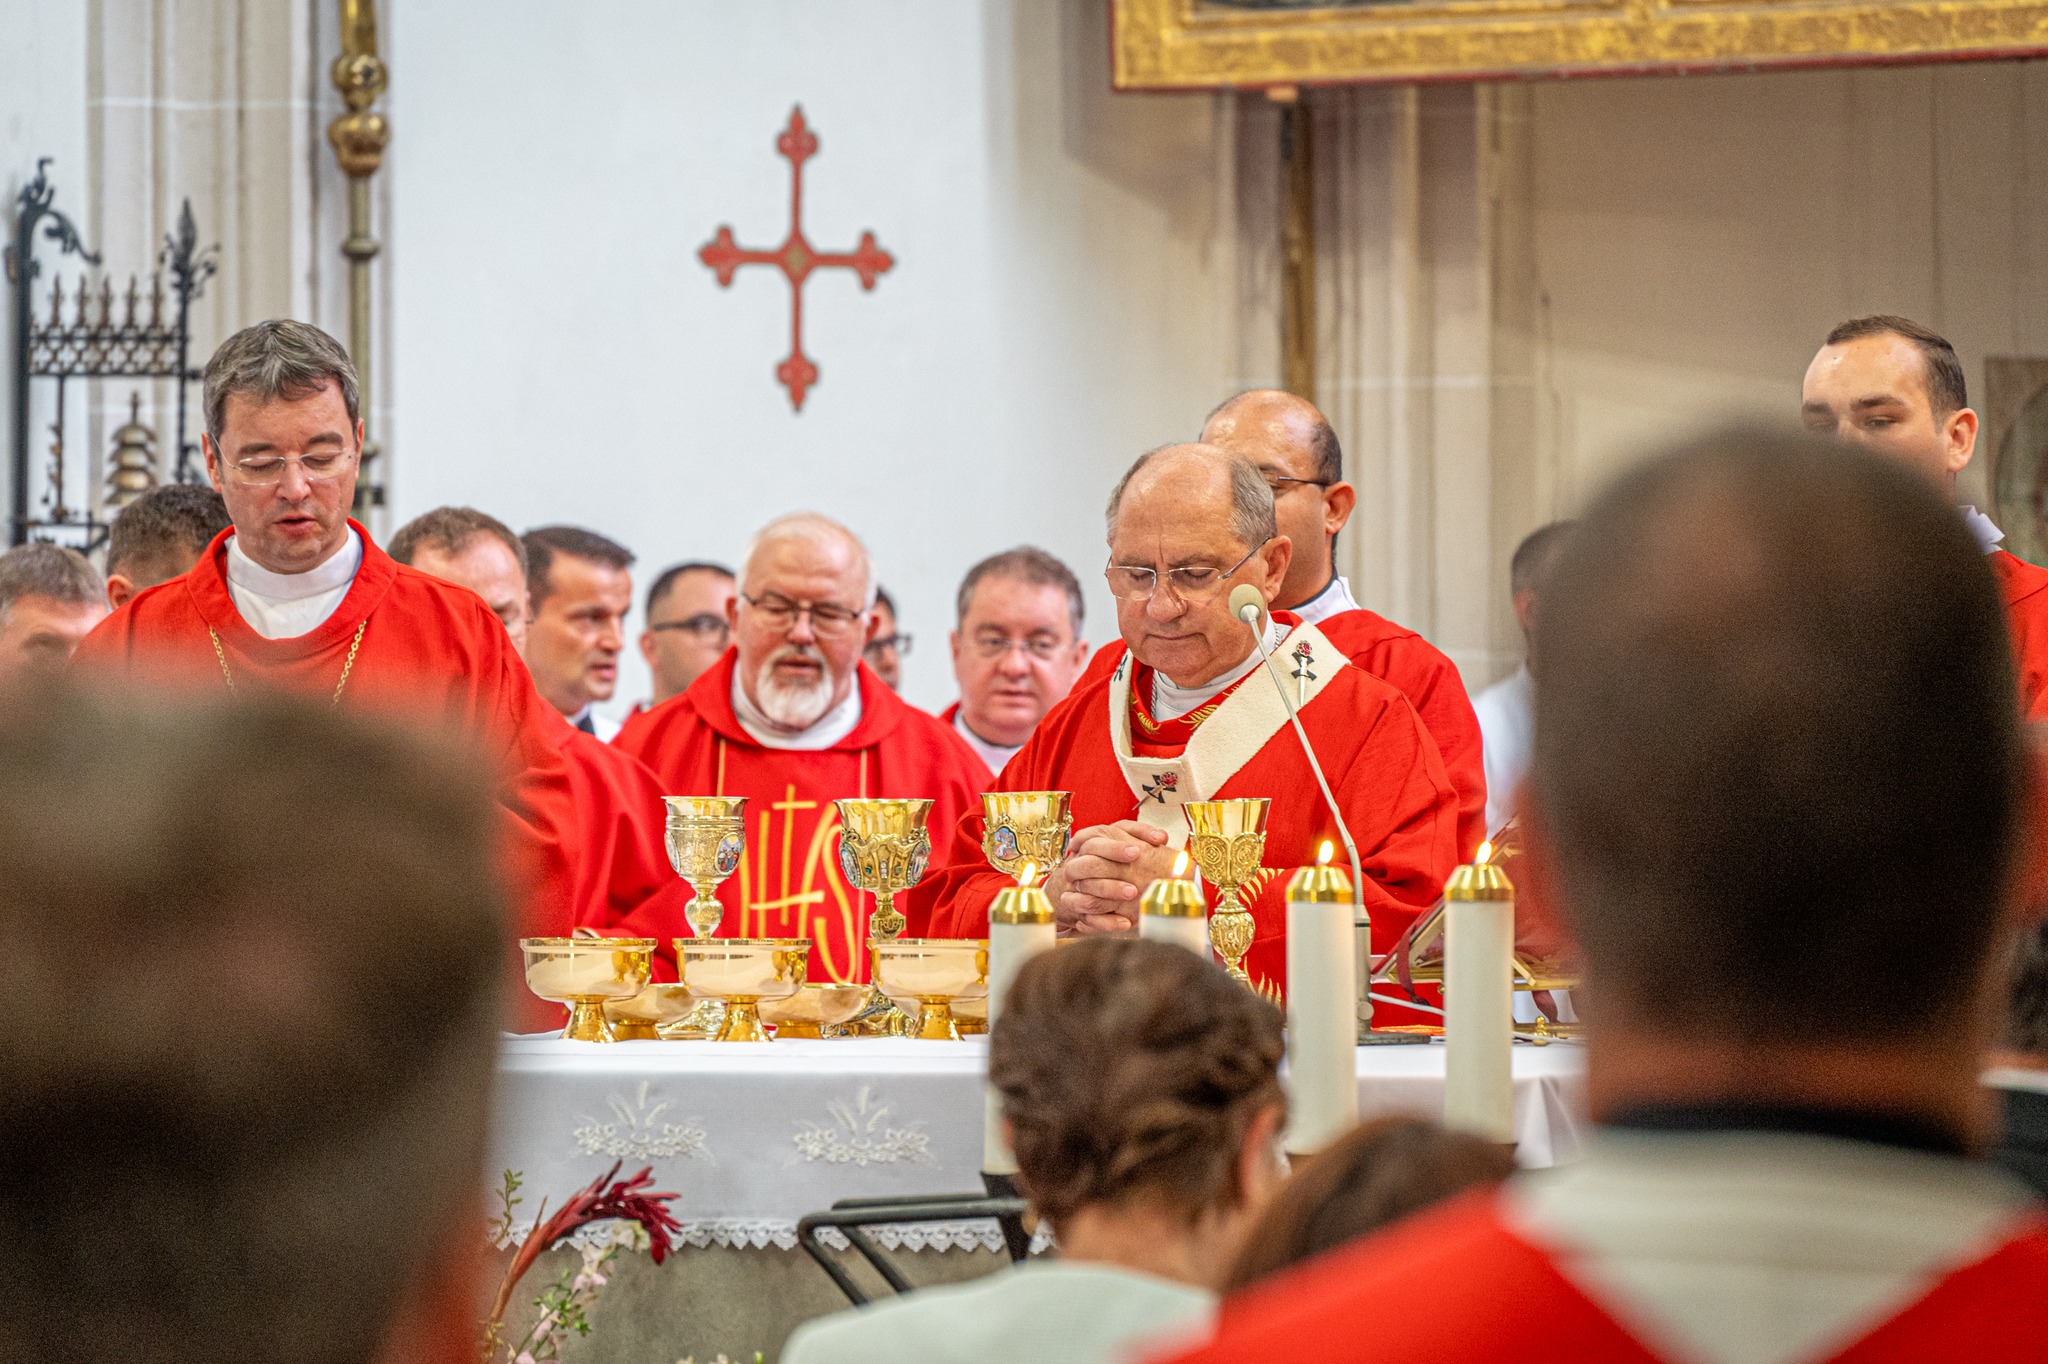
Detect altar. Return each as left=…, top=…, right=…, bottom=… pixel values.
left=488, top=1035, right=1588, bottom=1363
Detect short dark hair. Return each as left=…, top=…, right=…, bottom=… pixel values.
left=1824, top=315, right=1969, bottom=417
left=106, top=485, right=232, bottom=583
left=2005, top=924, right=2048, bottom=1057
left=202, top=320, right=360, bottom=447
left=645, top=560, right=735, bottom=619
left=388, top=506, right=528, bottom=577
left=0, top=683, right=504, bottom=1364
left=1223, top=1116, right=1515, bottom=1292
left=991, top=938, right=1283, bottom=1230
left=955, top=547, right=1085, bottom=637
left=1508, top=520, right=1576, bottom=597
left=1534, top=426, right=2021, bottom=1046
left=0, top=542, right=104, bottom=625
left=522, top=526, right=634, bottom=611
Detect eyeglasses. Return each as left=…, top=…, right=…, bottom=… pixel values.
left=1265, top=474, right=1332, bottom=495
left=1106, top=540, right=1269, bottom=603
left=865, top=632, right=913, bottom=660
left=968, top=632, right=1066, bottom=661
left=225, top=449, right=358, bottom=486
left=648, top=613, right=729, bottom=640
left=741, top=591, right=866, bottom=637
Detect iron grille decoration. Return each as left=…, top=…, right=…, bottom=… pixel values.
left=6, top=158, right=216, bottom=549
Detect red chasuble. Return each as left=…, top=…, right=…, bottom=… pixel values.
left=1168, top=1191, right=2048, bottom=1364
left=1989, top=549, right=2048, bottom=721
left=916, top=614, right=1461, bottom=1002
left=543, top=709, right=694, bottom=937
left=612, top=651, right=990, bottom=982
left=71, top=522, right=578, bottom=936
left=1077, top=604, right=1486, bottom=856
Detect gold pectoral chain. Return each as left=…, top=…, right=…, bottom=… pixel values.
left=208, top=619, right=369, bottom=707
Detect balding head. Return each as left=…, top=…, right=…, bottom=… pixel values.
left=1104, top=445, right=1292, bottom=687
left=1534, top=426, right=2022, bottom=1060
left=733, top=513, right=878, bottom=733
left=1200, top=391, right=1356, bottom=610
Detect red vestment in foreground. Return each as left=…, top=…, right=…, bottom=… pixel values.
left=1168, top=1191, right=2048, bottom=1364
left=71, top=522, right=577, bottom=939
left=1077, top=603, right=1486, bottom=855
left=917, top=615, right=1460, bottom=1002
left=1990, top=548, right=2048, bottom=721
left=612, top=652, right=990, bottom=982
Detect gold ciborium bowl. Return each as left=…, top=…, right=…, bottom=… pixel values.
left=872, top=939, right=989, bottom=1041
left=758, top=983, right=873, bottom=1039
left=604, top=982, right=701, bottom=1041
left=981, top=791, right=1072, bottom=880
left=678, top=938, right=810, bottom=1042
left=522, top=937, right=658, bottom=1042
left=665, top=796, right=747, bottom=941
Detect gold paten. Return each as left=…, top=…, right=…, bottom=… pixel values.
left=522, top=937, right=658, bottom=1043
left=665, top=795, right=748, bottom=940
left=1185, top=798, right=1271, bottom=987
left=757, top=983, right=872, bottom=1039
left=1112, top=0, right=2048, bottom=89
left=872, top=939, right=991, bottom=1041
left=678, top=938, right=810, bottom=1042
left=981, top=791, right=1073, bottom=882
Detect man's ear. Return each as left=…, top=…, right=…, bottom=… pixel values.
left=1237, top=1102, right=1287, bottom=1206
left=1260, top=536, right=1294, bottom=601
left=1947, top=406, right=1980, bottom=476
left=200, top=434, right=226, bottom=494
left=1321, top=481, right=1357, bottom=539
left=106, top=574, right=136, bottom=610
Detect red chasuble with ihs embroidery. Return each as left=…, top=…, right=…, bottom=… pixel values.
left=915, top=613, right=1461, bottom=1005
left=611, top=651, right=990, bottom=982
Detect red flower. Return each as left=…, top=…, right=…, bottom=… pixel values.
left=488, top=1162, right=682, bottom=1331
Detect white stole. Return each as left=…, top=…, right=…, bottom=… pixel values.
left=1106, top=619, right=1343, bottom=848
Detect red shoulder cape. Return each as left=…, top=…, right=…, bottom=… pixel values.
left=611, top=651, right=990, bottom=980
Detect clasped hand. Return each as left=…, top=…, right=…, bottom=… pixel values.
left=1042, top=820, right=1184, bottom=936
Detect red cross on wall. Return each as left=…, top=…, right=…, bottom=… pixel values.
left=699, top=106, right=896, bottom=412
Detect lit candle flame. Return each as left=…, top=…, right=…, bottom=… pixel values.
left=1172, top=850, right=1189, bottom=879
left=1476, top=840, right=1493, bottom=864
left=1317, top=840, right=1334, bottom=867
left=1016, top=861, right=1039, bottom=887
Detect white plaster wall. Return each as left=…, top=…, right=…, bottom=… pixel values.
left=387, top=0, right=1242, bottom=717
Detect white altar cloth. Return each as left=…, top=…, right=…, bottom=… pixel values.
left=489, top=1035, right=1587, bottom=1253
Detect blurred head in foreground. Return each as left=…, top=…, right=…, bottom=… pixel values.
left=1223, top=1117, right=1516, bottom=1292
left=992, top=938, right=1287, bottom=1287
left=0, top=685, right=506, bottom=1364
left=1529, top=426, right=2032, bottom=1136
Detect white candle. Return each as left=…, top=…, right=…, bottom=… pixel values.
left=1138, top=850, right=1210, bottom=958
left=1284, top=845, right=1358, bottom=1155
left=1442, top=844, right=1515, bottom=1143
left=983, top=873, right=1056, bottom=1175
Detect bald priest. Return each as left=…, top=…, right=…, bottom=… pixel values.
left=916, top=445, right=1462, bottom=1000
left=615, top=513, right=989, bottom=984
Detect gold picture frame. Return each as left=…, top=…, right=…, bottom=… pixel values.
left=1112, top=0, right=2048, bottom=89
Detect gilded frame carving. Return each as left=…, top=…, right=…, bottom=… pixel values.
left=1112, top=0, right=2048, bottom=89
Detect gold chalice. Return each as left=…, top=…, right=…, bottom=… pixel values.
left=665, top=796, right=747, bottom=941
left=834, top=798, right=934, bottom=942
left=981, top=791, right=1072, bottom=881
left=521, top=937, right=658, bottom=1042
left=873, top=939, right=990, bottom=1041
left=758, top=983, right=872, bottom=1039
left=678, top=937, right=809, bottom=1042
left=1184, top=799, right=1271, bottom=987
left=605, top=981, right=702, bottom=1041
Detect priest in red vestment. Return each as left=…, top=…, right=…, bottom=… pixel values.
left=916, top=445, right=1461, bottom=999
left=388, top=506, right=692, bottom=941
left=70, top=322, right=577, bottom=938
left=1804, top=315, right=2048, bottom=719
left=614, top=512, right=988, bottom=982
left=1069, top=391, right=1487, bottom=856
left=939, top=547, right=1093, bottom=778
left=1173, top=429, right=2048, bottom=1364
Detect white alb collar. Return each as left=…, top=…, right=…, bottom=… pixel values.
left=1960, top=505, right=2004, bottom=555
left=1289, top=574, right=1359, bottom=625
left=1150, top=619, right=1286, bottom=721
left=731, top=666, right=863, bottom=750
left=225, top=527, right=362, bottom=602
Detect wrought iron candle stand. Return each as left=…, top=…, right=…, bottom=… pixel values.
left=6, top=159, right=216, bottom=549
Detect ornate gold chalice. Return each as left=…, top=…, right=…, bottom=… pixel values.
left=664, top=796, right=747, bottom=940
left=1184, top=798, right=1271, bottom=987
left=835, top=798, right=935, bottom=1035
left=872, top=939, right=990, bottom=1041
left=678, top=938, right=810, bottom=1042
left=604, top=982, right=702, bottom=1041
left=758, top=983, right=872, bottom=1039
left=521, top=937, right=658, bottom=1042
left=981, top=791, right=1072, bottom=880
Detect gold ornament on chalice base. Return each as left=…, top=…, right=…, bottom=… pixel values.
left=1184, top=798, right=1271, bottom=987
left=664, top=796, right=747, bottom=940
left=521, top=937, right=658, bottom=1042
left=873, top=939, right=989, bottom=1041
left=835, top=798, right=934, bottom=1036
left=678, top=938, right=810, bottom=1042
left=981, top=791, right=1071, bottom=882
